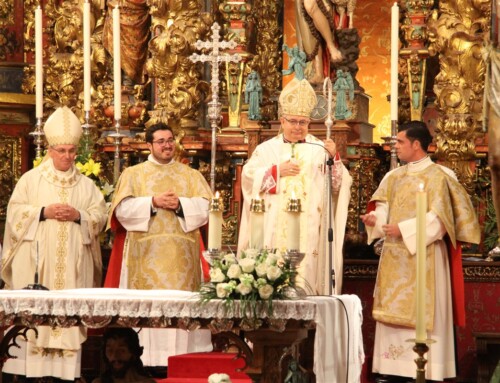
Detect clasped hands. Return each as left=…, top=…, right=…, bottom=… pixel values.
left=44, top=203, right=80, bottom=222
left=279, top=138, right=337, bottom=177
left=152, top=190, right=180, bottom=211
left=360, top=214, right=402, bottom=239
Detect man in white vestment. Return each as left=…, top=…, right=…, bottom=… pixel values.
left=361, top=121, right=480, bottom=382
left=105, top=122, right=213, bottom=369
left=238, top=77, right=352, bottom=295
left=1, top=106, right=108, bottom=380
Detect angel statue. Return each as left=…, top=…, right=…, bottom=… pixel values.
left=333, top=69, right=354, bottom=120
left=282, top=44, right=307, bottom=80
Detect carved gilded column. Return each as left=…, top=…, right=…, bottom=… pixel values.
left=399, top=0, right=433, bottom=121
left=427, top=0, right=490, bottom=190
left=145, top=0, right=212, bottom=135
left=247, top=0, right=283, bottom=121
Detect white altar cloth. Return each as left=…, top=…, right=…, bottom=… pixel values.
left=0, top=289, right=364, bottom=383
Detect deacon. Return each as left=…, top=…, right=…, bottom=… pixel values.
left=238, top=77, right=352, bottom=295
left=1, top=106, right=108, bottom=380
left=105, top=122, right=213, bottom=368
left=361, top=121, right=480, bottom=381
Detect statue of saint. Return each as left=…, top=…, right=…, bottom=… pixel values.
left=294, top=0, right=356, bottom=84
left=103, top=0, right=152, bottom=85
left=245, top=71, right=263, bottom=120
left=333, top=69, right=354, bottom=120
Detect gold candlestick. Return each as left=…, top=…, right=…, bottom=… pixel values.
left=414, top=342, right=429, bottom=383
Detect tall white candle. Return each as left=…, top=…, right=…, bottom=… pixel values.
left=113, top=5, right=121, bottom=121
left=250, top=197, right=265, bottom=250
left=83, top=0, right=91, bottom=112
left=35, top=5, right=43, bottom=119
left=286, top=194, right=301, bottom=251
left=390, top=2, right=399, bottom=121
left=415, top=183, right=427, bottom=342
left=208, top=192, right=223, bottom=250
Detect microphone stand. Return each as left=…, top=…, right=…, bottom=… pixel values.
left=323, top=77, right=334, bottom=296
left=23, top=241, right=49, bottom=291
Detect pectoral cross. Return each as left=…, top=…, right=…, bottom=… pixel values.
left=189, top=22, right=242, bottom=191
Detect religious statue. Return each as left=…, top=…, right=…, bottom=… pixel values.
left=294, top=0, right=356, bottom=84
left=333, top=69, right=354, bottom=120
left=284, top=360, right=309, bottom=383
left=283, top=44, right=307, bottom=80
left=103, top=0, right=151, bottom=85
left=245, top=71, right=263, bottom=120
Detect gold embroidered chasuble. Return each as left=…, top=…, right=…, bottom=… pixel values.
left=110, top=160, right=212, bottom=291
left=371, top=163, right=480, bottom=329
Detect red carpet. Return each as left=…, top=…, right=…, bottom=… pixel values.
left=157, top=352, right=252, bottom=383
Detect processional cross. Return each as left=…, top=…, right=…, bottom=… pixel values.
left=189, top=22, right=242, bottom=192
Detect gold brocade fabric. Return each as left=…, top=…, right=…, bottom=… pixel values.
left=111, top=161, right=212, bottom=291
left=371, top=164, right=480, bottom=329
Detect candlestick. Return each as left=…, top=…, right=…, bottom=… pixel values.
left=415, top=183, right=427, bottom=342
left=113, top=5, right=121, bottom=121
left=249, top=197, right=265, bottom=249
left=208, top=192, right=223, bottom=250
left=83, top=0, right=91, bottom=112
left=286, top=195, right=301, bottom=251
left=390, top=2, right=399, bottom=121
left=35, top=5, right=43, bottom=119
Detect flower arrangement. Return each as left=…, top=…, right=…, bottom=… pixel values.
left=75, top=154, right=114, bottom=202
left=199, top=249, right=296, bottom=318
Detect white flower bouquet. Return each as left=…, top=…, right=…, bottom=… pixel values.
left=199, top=249, right=296, bottom=318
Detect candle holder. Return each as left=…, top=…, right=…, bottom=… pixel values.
left=407, top=338, right=435, bottom=383
left=250, top=198, right=265, bottom=213
left=202, top=248, right=222, bottom=267
left=30, top=117, right=45, bottom=160
left=108, top=118, right=125, bottom=183
left=81, top=110, right=95, bottom=154
left=283, top=249, right=306, bottom=299
left=286, top=197, right=301, bottom=213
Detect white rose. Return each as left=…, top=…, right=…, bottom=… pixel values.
left=238, top=258, right=256, bottom=273
left=258, top=284, right=274, bottom=300
left=243, top=248, right=260, bottom=259
left=236, top=282, right=253, bottom=296
left=216, top=283, right=230, bottom=298
left=209, top=267, right=226, bottom=283
left=265, top=252, right=280, bottom=266
left=227, top=264, right=242, bottom=279
left=255, top=262, right=268, bottom=277
left=266, top=265, right=283, bottom=281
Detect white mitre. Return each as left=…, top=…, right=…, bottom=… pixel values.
left=278, top=77, right=317, bottom=117
left=44, top=106, right=82, bottom=146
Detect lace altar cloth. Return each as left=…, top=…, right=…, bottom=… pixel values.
left=0, top=288, right=316, bottom=330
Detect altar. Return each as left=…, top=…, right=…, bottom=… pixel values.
left=0, top=289, right=364, bottom=383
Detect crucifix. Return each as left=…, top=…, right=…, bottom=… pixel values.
left=189, top=22, right=242, bottom=192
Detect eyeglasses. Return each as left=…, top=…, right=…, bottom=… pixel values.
left=283, top=117, right=310, bottom=127
left=152, top=138, right=175, bottom=146
left=51, top=146, right=77, bottom=155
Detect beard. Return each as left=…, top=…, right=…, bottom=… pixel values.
left=109, top=359, right=134, bottom=378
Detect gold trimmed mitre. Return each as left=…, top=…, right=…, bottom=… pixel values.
left=279, top=78, right=317, bottom=117
left=44, top=106, right=82, bottom=146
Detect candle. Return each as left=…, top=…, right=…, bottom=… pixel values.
left=390, top=2, right=399, bottom=121
left=415, top=183, right=427, bottom=342
left=113, top=4, right=121, bottom=121
left=83, top=0, right=91, bottom=112
left=208, top=192, right=223, bottom=250
left=35, top=5, right=43, bottom=119
left=249, top=197, right=265, bottom=249
left=286, top=193, right=301, bottom=251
